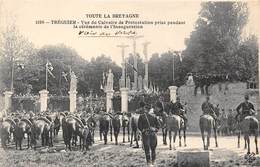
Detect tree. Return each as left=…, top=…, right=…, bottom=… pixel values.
left=0, top=25, right=36, bottom=93
left=88, top=55, right=121, bottom=95
left=183, top=2, right=249, bottom=77
left=36, top=44, right=88, bottom=95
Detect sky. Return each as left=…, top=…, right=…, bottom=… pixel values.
left=0, top=0, right=259, bottom=65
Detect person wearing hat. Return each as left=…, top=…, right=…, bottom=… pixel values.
left=201, top=96, right=217, bottom=121
left=170, top=97, right=182, bottom=114
left=137, top=101, right=160, bottom=166
left=171, top=97, right=187, bottom=125
left=154, top=96, right=165, bottom=116
left=235, top=95, right=256, bottom=122
left=136, top=101, right=146, bottom=114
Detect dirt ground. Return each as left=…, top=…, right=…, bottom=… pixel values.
left=0, top=132, right=260, bottom=167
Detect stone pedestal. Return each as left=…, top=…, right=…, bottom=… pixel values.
left=105, top=89, right=114, bottom=113
left=39, top=89, right=49, bottom=112
left=69, top=91, right=77, bottom=113
left=177, top=150, right=209, bottom=167
left=169, top=86, right=178, bottom=103
left=120, top=88, right=129, bottom=113
left=3, top=91, right=13, bottom=114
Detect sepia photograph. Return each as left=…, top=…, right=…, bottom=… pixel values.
left=0, top=0, right=259, bottom=166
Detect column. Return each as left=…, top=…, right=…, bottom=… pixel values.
left=169, top=86, right=178, bottom=103
left=3, top=91, right=13, bottom=114
left=105, top=89, right=114, bottom=112
left=39, top=89, right=49, bottom=112
left=69, top=90, right=77, bottom=113
left=138, top=75, right=143, bottom=90
left=120, top=88, right=128, bottom=113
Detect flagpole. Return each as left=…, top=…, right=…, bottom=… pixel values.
left=46, top=58, right=48, bottom=91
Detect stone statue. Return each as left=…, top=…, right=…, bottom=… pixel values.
left=106, top=69, right=114, bottom=90
left=70, top=71, right=77, bottom=92
left=186, top=73, right=194, bottom=86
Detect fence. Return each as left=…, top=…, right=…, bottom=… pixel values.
left=10, top=95, right=105, bottom=112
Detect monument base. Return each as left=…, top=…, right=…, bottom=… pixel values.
left=177, top=150, right=209, bottom=167
left=39, top=89, right=49, bottom=112
left=69, top=90, right=77, bottom=113
left=3, top=91, right=13, bottom=114
left=169, top=86, right=178, bottom=103
left=120, top=87, right=128, bottom=113
left=105, top=89, right=114, bottom=113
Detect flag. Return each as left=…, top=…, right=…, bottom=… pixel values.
left=46, top=61, right=55, bottom=78
left=174, top=51, right=182, bottom=62
left=18, top=63, right=25, bottom=69
left=179, top=54, right=182, bottom=62
left=62, top=72, right=68, bottom=82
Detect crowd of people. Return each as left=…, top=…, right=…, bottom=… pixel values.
left=192, top=73, right=230, bottom=96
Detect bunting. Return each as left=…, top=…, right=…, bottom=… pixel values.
left=46, top=61, right=55, bottom=78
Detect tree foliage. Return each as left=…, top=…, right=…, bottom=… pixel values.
left=182, top=2, right=256, bottom=80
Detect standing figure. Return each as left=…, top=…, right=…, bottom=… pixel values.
left=138, top=104, right=160, bottom=166
left=106, top=69, right=114, bottom=90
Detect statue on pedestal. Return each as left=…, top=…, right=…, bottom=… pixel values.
left=106, top=69, right=114, bottom=90
left=186, top=73, right=194, bottom=86
left=70, top=71, right=77, bottom=92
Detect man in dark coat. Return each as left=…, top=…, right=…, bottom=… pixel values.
left=236, top=95, right=256, bottom=122
left=170, top=97, right=183, bottom=115
left=170, top=97, right=187, bottom=125
left=201, top=96, right=218, bottom=121
left=138, top=103, right=160, bottom=166
left=155, top=96, right=165, bottom=116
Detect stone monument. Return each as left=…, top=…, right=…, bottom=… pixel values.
left=3, top=91, right=13, bottom=114
left=69, top=71, right=77, bottom=113
left=39, top=89, right=49, bottom=112
left=169, top=86, right=178, bottom=103
left=186, top=73, right=194, bottom=86
left=120, top=87, right=128, bottom=113
left=106, top=69, right=114, bottom=90
left=105, top=69, right=114, bottom=112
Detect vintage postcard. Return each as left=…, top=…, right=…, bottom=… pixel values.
left=0, top=0, right=259, bottom=166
